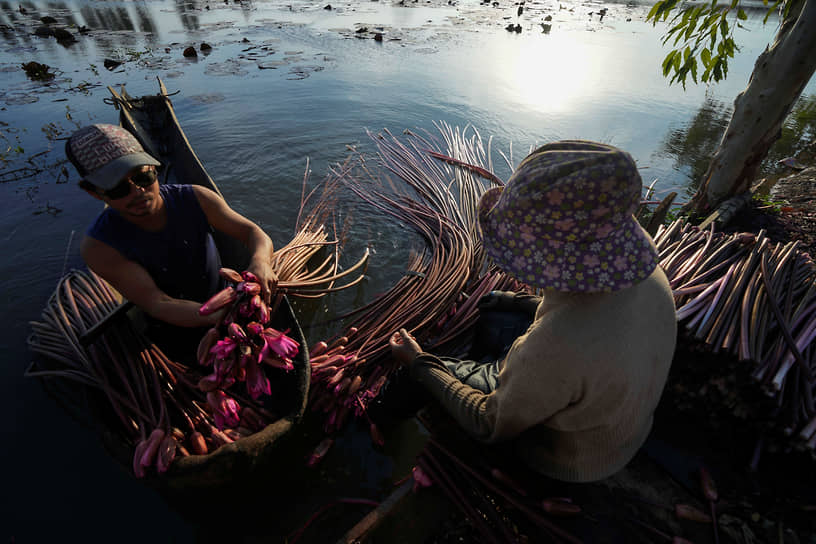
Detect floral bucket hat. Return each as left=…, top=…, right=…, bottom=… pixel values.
left=477, top=140, right=658, bottom=293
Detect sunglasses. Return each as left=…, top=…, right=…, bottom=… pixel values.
left=102, top=168, right=158, bottom=200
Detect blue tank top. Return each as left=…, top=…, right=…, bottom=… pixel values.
left=87, top=184, right=221, bottom=303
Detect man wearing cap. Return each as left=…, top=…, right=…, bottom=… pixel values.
left=390, top=141, right=677, bottom=483
left=66, top=123, right=276, bottom=337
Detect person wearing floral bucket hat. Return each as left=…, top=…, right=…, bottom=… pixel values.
left=390, top=141, right=677, bottom=483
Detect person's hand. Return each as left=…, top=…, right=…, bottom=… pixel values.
left=247, top=258, right=279, bottom=305
left=389, top=328, right=422, bottom=366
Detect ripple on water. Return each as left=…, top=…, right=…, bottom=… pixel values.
left=4, top=93, right=39, bottom=105
left=204, top=59, right=250, bottom=76
left=188, top=93, right=226, bottom=104
left=287, top=64, right=324, bottom=80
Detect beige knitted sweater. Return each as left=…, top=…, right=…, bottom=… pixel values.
left=410, top=267, right=677, bottom=482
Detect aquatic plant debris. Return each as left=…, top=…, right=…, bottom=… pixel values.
left=21, top=61, right=55, bottom=81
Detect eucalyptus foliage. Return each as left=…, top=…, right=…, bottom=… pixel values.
left=647, top=0, right=787, bottom=87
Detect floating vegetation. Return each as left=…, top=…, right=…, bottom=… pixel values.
left=203, top=59, right=250, bottom=77
left=21, top=61, right=55, bottom=81
left=189, top=93, right=226, bottom=104
left=287, top=65, right=324, bottom=80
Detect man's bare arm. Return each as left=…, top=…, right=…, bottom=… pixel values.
left=192, top=186, right=277, bottom=302
left=81, top=236, right=221, bottom=328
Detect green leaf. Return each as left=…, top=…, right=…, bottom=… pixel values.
left=684, top=46, right=691, bottom=61
left=720, top=17, right=729, bottom=38
left=662, top=50, right=677, bottom=76
left=737, top=8, right=747, bottom=19
left=646, top=0, right=663, bottom=20
left=690, top=58, right=698, bottom=83
left=701, top=48, right=711, bottom=67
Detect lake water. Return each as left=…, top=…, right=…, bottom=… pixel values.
left=2, top=0, right=814, bottom=541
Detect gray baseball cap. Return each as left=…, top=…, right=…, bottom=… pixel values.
left=66, top=123, right=160, bottom=190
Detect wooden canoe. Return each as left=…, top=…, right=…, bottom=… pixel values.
left=32, top=77, right=310, bottom=494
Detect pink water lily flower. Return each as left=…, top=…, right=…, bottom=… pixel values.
left=246, top=360, right=271, bottom=400
left=261, top=327, right=299, bottom=359
left=245, top=322, right=264, bottom=336
left=228, top=322, right=248, bottom=342
left=210, top=337, right=237, bottom=359
left=214, top=352, right=237, bottom=379
left=207, top=390, right=241, bottom=429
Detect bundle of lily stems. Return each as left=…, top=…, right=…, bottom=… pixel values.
left=304, top=123, right=525, bottom=449
left=655, top=218, right=816, bottom=456
left=26, top=212, right=368, bottom=478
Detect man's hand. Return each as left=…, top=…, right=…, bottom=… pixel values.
left=389, top=328, right=422, bottom=366
left=247, top=258, right=278, bottom=305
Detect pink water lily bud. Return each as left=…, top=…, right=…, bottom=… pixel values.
left=209, top=426, right=234, bottom=447
left=412, top=465, right=433, bottom=489
left=257, top=300, right=270, bottom=324
left=132, top=439, right=149, bottom=478
left=156, top=435, right=178, bottom=473
left=306, top=437, right=334, bottom=468
left=210, top=337, right=237, bottom=359
left=198, top=373, right=222, bottom=392
left=223, top=428, right=243, bottom=442
left=140, top=428, right=166, bottom=468
left=245, top=322, right=263, bottom=336
left=219, top=267, right=244, bottom=283
left=261, top=327, right=299, bottom=359
left=189, top=431, right=208, bottom=455
left=207, top=390, right=241, bottom=429
left=197, top=328, right=220, bottom=365
left=237, top=281, right=261, bottom=296
left=228, top=322, right=248, bottom=342
left=238, top=302, right=254, bottom=318
left=246, top=360, right=271, bottom=400
left=199, top=286, right=237, bottom=316
left=241, top=270, right=259, bottom=283
left=261, top=352, right=294, bottom=371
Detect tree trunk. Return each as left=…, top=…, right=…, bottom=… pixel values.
left=690, top=0, right=816, bottom=212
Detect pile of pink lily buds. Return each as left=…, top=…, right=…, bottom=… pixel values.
left=197, top=267, right=300, bottom=427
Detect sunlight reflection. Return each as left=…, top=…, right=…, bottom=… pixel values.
left=502, top=34, right=597, bottom=114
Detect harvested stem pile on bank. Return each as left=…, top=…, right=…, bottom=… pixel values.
left=305, top=124, right=520, bottom=439
left=655, top=218, right=816, bottom=455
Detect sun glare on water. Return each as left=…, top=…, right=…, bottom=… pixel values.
left=501, top=33, right=600, bottom=115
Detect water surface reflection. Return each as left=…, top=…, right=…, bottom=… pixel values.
left=2, top=0, right=815, bottom=542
